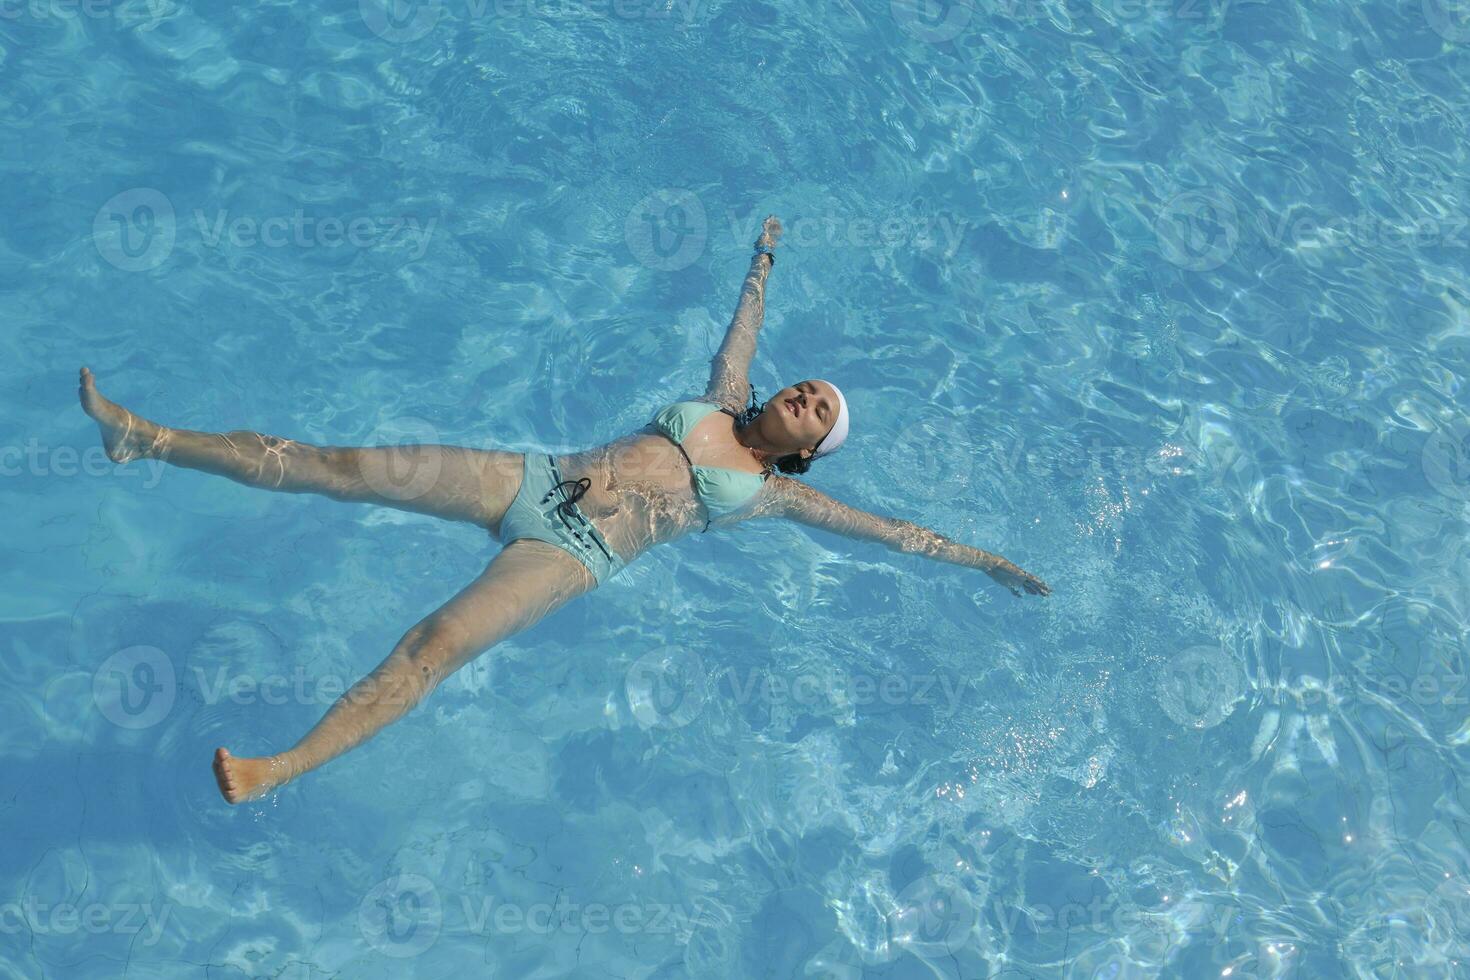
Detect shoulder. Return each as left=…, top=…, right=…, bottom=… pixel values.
left=702, top=374, right=754, bottom=413
left=653, top=398, right=723, bottom=419
left=743, top=473, right=813, bottom=518
left=672, top=397, right=728, bottom=411
left=709, top=396, right=744, bottom=416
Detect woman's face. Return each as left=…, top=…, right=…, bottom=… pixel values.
left=763, top=379, right=840, bottom=458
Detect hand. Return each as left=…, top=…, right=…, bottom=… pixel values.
left=755, top=214, right=782, bottom=256
left=985, top=557, right=1052, bottom=598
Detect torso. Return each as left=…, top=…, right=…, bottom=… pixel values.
left=551, top=401, right=772, bottom=562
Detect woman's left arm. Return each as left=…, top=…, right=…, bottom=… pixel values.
left=751, top=476, right=1052, bottom=598
left=704, top=215, right=782, bottom=408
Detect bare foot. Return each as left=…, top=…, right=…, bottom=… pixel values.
left=78, top=366, right=165, bottom=463
left=212, top=747, right=287, bottom=804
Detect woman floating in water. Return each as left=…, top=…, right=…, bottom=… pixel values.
left=79, top=215, right=1050, bottom=804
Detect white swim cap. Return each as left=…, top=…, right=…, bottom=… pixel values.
left=811, top=382, right=849, bottom=458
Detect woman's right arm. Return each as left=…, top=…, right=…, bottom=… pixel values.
left=703, top=216, right=782, bottom=409
left=749, top=476, right=1052, bottom=598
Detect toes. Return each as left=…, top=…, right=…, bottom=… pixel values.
left=213, top=748, right=240, bottom=803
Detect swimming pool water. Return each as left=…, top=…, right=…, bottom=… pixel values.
left=3, top=0, right=1470, bottom=976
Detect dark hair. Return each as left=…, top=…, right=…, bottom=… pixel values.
left=773, top=453, right=811, bottom=475
left=735, top=384, right=816, bottom=476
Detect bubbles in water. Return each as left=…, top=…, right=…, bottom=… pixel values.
left=1154, top=644, right=1245, bottom=730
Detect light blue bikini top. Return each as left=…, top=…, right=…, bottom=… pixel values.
left=650, top=400, right=770, bottom=531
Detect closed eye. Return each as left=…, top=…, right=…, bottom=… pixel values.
left=801, top=382, right=827, bottom=422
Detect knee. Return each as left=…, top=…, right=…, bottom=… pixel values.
left=397, top=619, right=469, bottom=688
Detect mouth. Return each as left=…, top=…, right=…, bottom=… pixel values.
left=785, top=398, right=799, bottom=418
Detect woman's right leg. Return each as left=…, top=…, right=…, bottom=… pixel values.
left=79, top=367, right=524, bottom=530
left=212, top=537, right=598, bottom=803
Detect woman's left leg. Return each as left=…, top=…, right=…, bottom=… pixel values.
left=212, top=538, right=597, bottom=803
left=79, top=367, right=524, bottom=529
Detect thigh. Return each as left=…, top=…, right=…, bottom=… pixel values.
left=418, top=538, right=597, bottom=675
left=343, top=444, right=525, bottom=530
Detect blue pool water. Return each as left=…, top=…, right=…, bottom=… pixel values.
left=3, top=0, right=1470, bottom=976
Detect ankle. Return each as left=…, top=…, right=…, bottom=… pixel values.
left=271, top=751, right=303, bottom=783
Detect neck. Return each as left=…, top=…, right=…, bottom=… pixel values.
left=733, top=415, right=786, bottom=468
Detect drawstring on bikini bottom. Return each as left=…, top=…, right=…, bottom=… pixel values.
left=541, top=457, right=613, bottom=562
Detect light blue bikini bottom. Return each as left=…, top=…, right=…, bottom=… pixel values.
left=497, top=453, right=626, bottom=586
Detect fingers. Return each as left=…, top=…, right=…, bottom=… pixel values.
left=1013, top=573, right=1051, bottom=598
